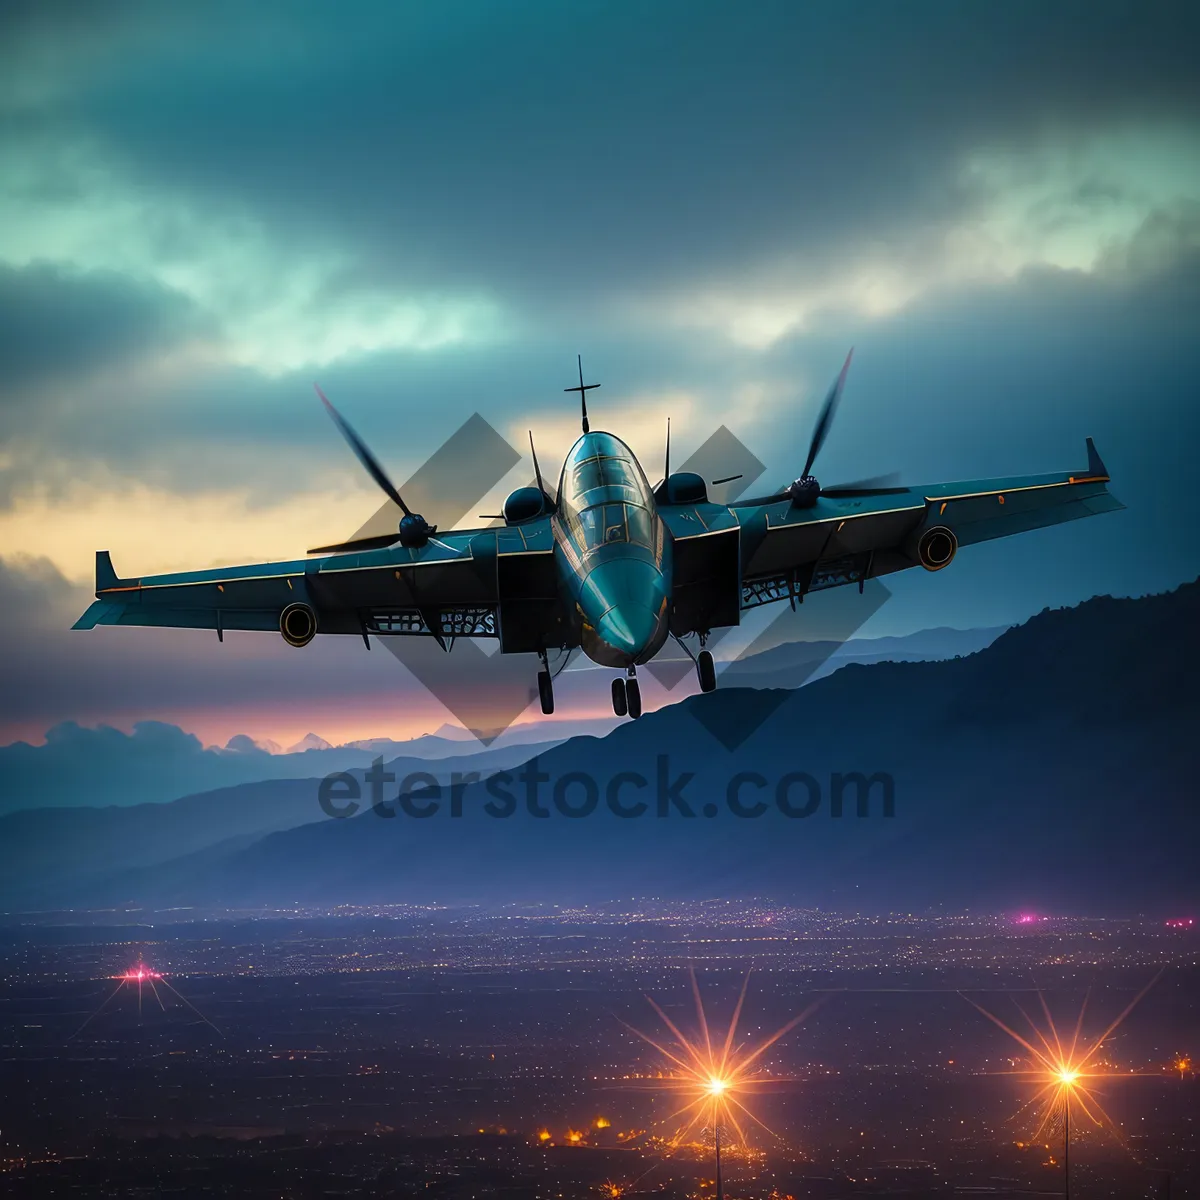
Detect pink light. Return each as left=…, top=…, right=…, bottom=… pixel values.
left=1165, top=918, right=1195, bottom=929
left=115, top=963, right=163, bottom=982
left=1014, top=913, right=1040, bottom=925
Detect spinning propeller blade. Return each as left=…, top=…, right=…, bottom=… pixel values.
left=802, top=347, right=854, bottom=479
left=307, top=533, right=407, bottom=555
left=315, top=383, right=412, bottom=517
left=737, top=351, right=904, bottom=506
left=821, top=471, right=905, bottom=497
left=311, top=383, right=436, bottom=553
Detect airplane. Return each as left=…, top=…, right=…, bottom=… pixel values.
left=74, top=353, right=1123, bottom=720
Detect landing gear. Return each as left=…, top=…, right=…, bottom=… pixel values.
left=537, top=651, right=554, bottom=715
left=679, top=632, right=717, bottom=694
left=611, top=669, right=642, bottom=719
left=625, top=675, right=642, bottom=719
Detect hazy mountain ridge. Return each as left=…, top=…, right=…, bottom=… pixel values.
left=0, top=723, right=567, bottom=817
left=185, top=579, right=1200, bottom=912
left=0, top=739, right=568, bottom=909
left=0, top=625, right=1009, bottom=814
left=3, top=583, right=1196, bottom=912
left=720, top=623, right=1009, bottom=690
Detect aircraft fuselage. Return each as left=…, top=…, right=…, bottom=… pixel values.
left=551, top=431, right=672, bottom=668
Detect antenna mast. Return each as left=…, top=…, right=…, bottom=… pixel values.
left=564, top=354, right=600, bottom=433
left=529, top=430, right=549, bottom=499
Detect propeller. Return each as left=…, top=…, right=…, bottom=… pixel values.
left=308, top=384, right=437, bottom=554
left=802, top=347, right=853, bottom=479
left=737, top=350, right=906, bottom=508
left=821, top=471, right=904, bottom=497
left=309, top=531, right=413, bottom=554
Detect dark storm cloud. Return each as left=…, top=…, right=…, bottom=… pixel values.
left=0, top=264, right=205, bottom=398
left=28, top=0, right=1194, bottom=301
left=2, top=2, right=1196, bottom=412
left=0, top=554, right=70, bottom=628
left=0, top=263, right=220, bottom=504
left=0, top=0, right=161, bottom=71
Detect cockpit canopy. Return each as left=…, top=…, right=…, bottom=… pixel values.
left=558, top=432, right=657, bottom=550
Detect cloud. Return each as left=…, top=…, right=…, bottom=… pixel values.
left=0, top=553, right=73, bottom=630
left=13, top=1, right=1193, bottom=298
left=0, top=478, right=382, bottom=584
left=0, top=138, right=508, bottom=377
left=2, top=3, right=1195, bottom=396
left=0, top=1, right=1193, bottom=495
left=633, top=124, right=1200, bottom=348
left=0, top=262, right=205, bottom=396
left=7, top=4, right=1198, bottom=317
left=0, top=0, right=166, bottom=111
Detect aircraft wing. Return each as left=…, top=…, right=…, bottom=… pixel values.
left=73, top=518, right=566, bottom=652
left=731, top=438, right=1123, bottom=609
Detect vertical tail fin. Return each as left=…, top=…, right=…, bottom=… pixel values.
left=96, top=550, right=121, bottom=593
left=1085, top=437, right=1110, bottom=479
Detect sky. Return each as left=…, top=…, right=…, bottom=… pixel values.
left=2, top=0, right=1198, bottom=749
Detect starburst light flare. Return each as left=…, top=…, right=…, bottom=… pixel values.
left=622, top=967, right=817, bottom=1150
left=963, top=975, right=1159, bottom=1144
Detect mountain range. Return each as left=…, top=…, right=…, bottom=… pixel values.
left=0, top=588, right=1193, bottom=914
left=0, top=624, right=1005, bottom=815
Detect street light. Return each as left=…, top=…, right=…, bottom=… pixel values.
left=1057, top=1070, right=1079, bottom=1200
left=702, top=1121, right=728, bottom=1200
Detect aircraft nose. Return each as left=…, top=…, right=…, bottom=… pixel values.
left=596, top=602, right=662, bottom=661
left=577, top=558, right=670, bottom=667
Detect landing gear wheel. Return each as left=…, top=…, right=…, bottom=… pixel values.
left=697, top=649, right=716, bottom=693
left=537, top=669, right=554, bottom=715
left=625, top=677, right=642, bottom=719
left=611, top=677, right=628, bottom=717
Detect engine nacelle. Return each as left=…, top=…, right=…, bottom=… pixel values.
left=909, top=525, right=958, bottom=571
left=503, top=486, right=554, bottom=524
left=656, top=471, right=708, bottom=505
left=280, top=602, right=318, bottom=647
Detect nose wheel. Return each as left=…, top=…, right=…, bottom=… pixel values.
left=612, top=670, right=642, bottom=719
left=697, top=649, right=716, bottom=693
